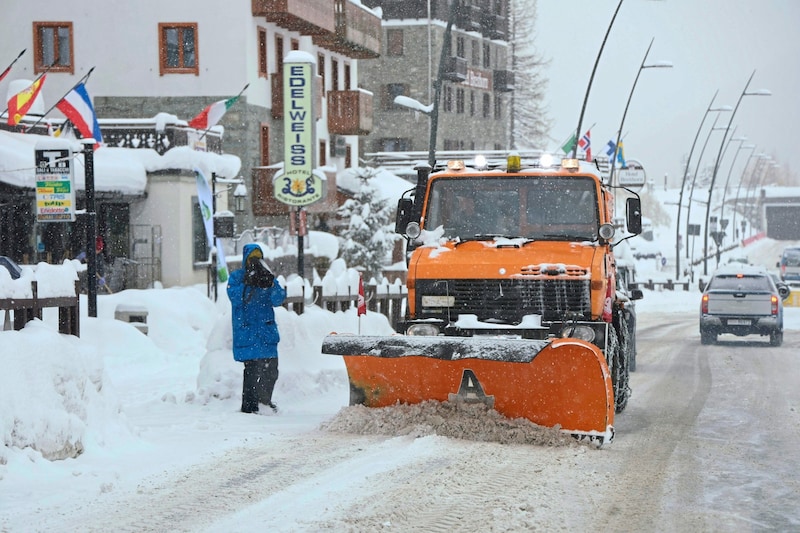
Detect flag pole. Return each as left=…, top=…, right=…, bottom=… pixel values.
left=27, top=66, right=96, bottom=132
left=197, top=82, right=250, bottom=141
left=0, top=49, right=26, bottom=83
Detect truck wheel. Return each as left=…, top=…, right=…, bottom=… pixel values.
left=700, top=329, right=716, bottom=345
left=608, top=327, right=629, bottom=414
left=769, top=330, right=783, bottom=347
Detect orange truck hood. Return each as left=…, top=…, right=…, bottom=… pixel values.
left=408, top=239, right=605, bottom=280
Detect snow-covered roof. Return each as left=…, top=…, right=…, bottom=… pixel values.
left=0, top=129, right=241, bottom=195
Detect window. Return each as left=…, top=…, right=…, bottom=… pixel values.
left=384, top=83, right=406, bottom=110
left=258, top=28, right=268, bottom=77
left=456, top=88, right=465, bottom=114
left=494, top=96, right=502, bottom=120
left=159, top=23, right=198, bottom=75
left=387, top=29, right=404, bottom=56
left=456, top=36, right=465, bottom=58
left=33, top=22, right=74, bottom=73
left=318, top=53, right=326, bottom=93
left=469, top=91, right=475, bottom=116
left=319, top=140, right=327, bottom=167
left=483, top=43, right=491, bottom=68
left=291, top=39, right=299, bottom=51
left=483, top=93, right=491, bottom=118
left=276, top=35, right=284, bottom=72
left=331, top=59, right=339, bottom=91
left=344, top=63, right=351, bottom=90
left=471, top=40, right=480, bottom=66
left=260, top=124, right=270, bottom=166
left=444, top=86, right=453, bottom=112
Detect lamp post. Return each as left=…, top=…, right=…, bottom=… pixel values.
left=674, top=92, right=732, bottom=278
left=731, top=149, right=763, bottom=239
left=743, top=155, right=771, bottom=235
left=609, top=38, right=672, bottom=182
left=702, top=71, right=771, bottom=274
left=685, top=120, right=728, bottom=260
left=719, top=141, right=755, bottom=232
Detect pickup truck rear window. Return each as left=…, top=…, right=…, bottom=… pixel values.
left=708, top=275, right=771, bottom=291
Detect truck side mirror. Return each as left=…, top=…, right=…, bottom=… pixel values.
left=395, top=198, right=414, bottom=234
left=626, top=197, right=642, bottom=235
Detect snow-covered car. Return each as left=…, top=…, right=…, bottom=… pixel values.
left=699, top=265, right=783, bottom=346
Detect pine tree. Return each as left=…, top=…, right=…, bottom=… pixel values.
left=337, top=167, right=398, bottom=280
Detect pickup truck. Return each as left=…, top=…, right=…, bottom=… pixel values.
left=699, top=265, right=784, bottom=346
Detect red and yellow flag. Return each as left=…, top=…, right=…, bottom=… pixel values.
left=7, top=74, right=46, bottom=126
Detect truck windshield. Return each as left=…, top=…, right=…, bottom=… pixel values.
left=708, top=275, right=771, bottom=291
left=424, top=175, right=600, bottom=241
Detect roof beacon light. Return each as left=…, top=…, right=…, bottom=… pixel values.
left=447, top=159, right=465, bottom=171
left=507, top=152, right=521, bottom=172
left=561, top=158, right=580, bottom=171
left=474, top=154, right=488, bottom=170
left=538, top=153, right=554, bottom=169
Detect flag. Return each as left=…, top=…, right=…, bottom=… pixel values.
left=616, top=141, right=626, bottom=168
left=188, top=95, right=241, bottom=130
left=56, top=83, right=103, bottom=145
left=195, top=169, right=229, bottom=282
left=357, top=274, right=366, bottom=316
left=560, top=133, right=577, bottom=155
left=7, top=75, right=46, bottom=126
left=578, top=130, right=591, bottom=161
left=605, top=139, right=616, bottom=163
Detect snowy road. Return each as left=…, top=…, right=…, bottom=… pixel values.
left=42, top=311, right=800, bottom=532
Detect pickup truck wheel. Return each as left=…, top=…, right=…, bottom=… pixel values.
left=700, top=329, right=717, bottom=345
left=770, top=330, right=783, bottom=347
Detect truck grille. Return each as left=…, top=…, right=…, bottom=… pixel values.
left=420, top=279, right=592, bottom=323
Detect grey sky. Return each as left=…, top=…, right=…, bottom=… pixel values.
left=534, top=0, right=798, bottom=187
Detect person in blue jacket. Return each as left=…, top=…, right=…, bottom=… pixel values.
left=227, top=243, right=286, bottom=414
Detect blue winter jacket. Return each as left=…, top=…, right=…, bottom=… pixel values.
left=227, top=243, right=287, bottom=362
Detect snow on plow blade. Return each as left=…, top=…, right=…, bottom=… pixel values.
left=322, top=335, right=614, bottom=443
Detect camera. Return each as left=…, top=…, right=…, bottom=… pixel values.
left=244, top=257, right=274, bottom=288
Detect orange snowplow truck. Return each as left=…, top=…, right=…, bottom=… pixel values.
left=323, top=153, right=643, bottom=444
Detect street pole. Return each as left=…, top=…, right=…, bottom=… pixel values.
left=426, top=0, right=459, bottom=168
left=702, top=71, right=770, bottom=274
left=211, top=173, right=218, bottom=302
left=731, top=148, right=760, bottom=240
left=82, top=140, right=98, bottom=317
left=719, top=142, right=754, bottom=233
left=673, top=91, right=731, bottom=279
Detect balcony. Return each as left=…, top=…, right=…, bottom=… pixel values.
left=493, top=70, right=515, bottom=92
left=252, top=0, right=335, bottom=35
left=327, top=89, right=373, bottom=136
left=442, top=56, right=467, bottom=83
left=271, top=71, right=324, bottom=120
left=481, top=12, right=506, bottom=40
left=455, top=2, right=482, bottom=32
left=314, top=0, right=381, bottom=59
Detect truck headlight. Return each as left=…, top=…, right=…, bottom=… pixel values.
left=407, top=324, right=441, bottom=336
left=559, top=324, right=596, bottom=342
left=421, top=295, right=455, bottom=307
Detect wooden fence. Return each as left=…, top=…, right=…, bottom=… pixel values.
left=283, top=284, right=407, bottom=330
left=1, top=280, right=81, bottom=336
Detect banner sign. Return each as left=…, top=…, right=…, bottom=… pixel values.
left=276, top=53, right=325, bottom=206
left=35, top=139, right=76, bottom=222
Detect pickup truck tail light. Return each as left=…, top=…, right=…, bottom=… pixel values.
left=701, top=294, right=709, bottom=314
left=771, top=295, right=779, bottom=315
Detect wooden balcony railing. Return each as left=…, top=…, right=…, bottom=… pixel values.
left=327, top=89, right=373, bottom=136
left=314, top=0, right=381, bottom=59
left=252, top=0, right=335, bottom=35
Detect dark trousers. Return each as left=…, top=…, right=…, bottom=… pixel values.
left=241, top=358, right=279, bottom=413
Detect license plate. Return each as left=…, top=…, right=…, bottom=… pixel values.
left=727, top=319, right=751, bottom=326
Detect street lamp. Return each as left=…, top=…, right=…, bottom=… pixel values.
left=674, top=92, right=732, bottom=278
left=719, top=142, right=755, bottom=230
left=610, top=38, right=672, bottom=181
left=703, top=71, right=771, bottom=274
left=731, top=149, right=764, bottom=238
left=685, top=120, right=728, bottom=260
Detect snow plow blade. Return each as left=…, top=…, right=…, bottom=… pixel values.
left=322, top=335, right=614, bottom=443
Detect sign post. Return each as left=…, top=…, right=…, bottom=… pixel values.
left=275, top=51, right=326, bottom=280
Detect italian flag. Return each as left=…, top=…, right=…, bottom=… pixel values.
left=188, top=95, right=240, bottom=130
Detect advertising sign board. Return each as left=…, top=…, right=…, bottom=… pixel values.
left=35, top=139, right=76, bottom=222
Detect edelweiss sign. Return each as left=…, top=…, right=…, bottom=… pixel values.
left=276, top=53, right=325, bottom=207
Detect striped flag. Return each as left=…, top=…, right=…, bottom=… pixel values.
left=7, top=75, right=46, bottom=125
left=188, top=95, right=240, bottom=130
left=56, top=83, right=103, bottom=146
left=578, top=129, right=592, bottom=161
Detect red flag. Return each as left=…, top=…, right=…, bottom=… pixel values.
left=578, top=129, right=592, bottom=161
left=7, top=75, right=46, bottom=126
left=357, top=275, right=366, bottom=316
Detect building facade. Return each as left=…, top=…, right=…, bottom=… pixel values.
left=359, top=0, right=513, bottom=156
